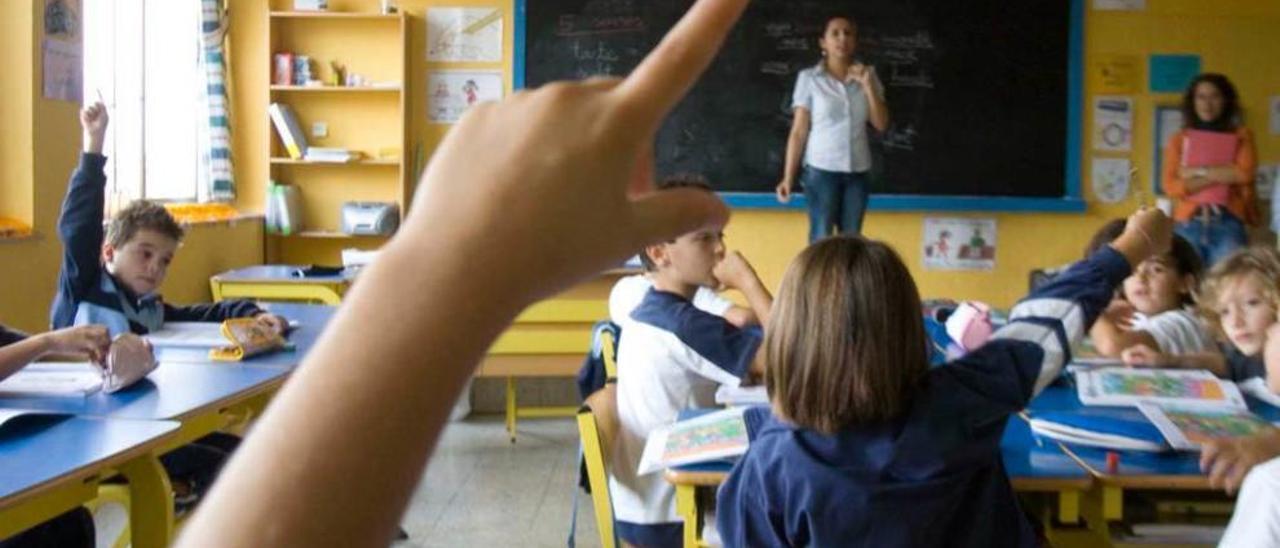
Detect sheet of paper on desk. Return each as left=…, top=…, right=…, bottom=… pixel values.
left=0, top=362, right=103, bottom=398
left=637, top=407, right=748, bottom=475
left=144, top=322, right=229, bottom=348
left=715, top=385, right=768, bottom=406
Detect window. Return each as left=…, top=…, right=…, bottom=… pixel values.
left=83, top=0, right=203, bottom=209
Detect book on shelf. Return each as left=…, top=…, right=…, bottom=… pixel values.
left=268, top=103, right=308, bottom=159
left=303, top=147, right=363, bottom=163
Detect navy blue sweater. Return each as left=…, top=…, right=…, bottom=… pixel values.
left=716, top=246, right=1131, bottom=548
left=49, top=153, right=261, bottom=334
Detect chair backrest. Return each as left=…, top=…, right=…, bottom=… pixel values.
left=577, top=383, right=619, bottom=548
left=600, top=328, right=619, bottom=380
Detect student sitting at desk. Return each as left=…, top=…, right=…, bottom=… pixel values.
left=610, top=177, right=773, bottom=547
left=49, top=101, right=283, bottom=513
left=715, top=208, right=1172, bottom=547
left=0, top=323, right=107, bottom=547
left=1124, top=246, right=1280, bottom=389
left=49, top=101, right=286, bottom=336
left=1078, top=219, right=1215, bottom=361
left=608, top=174, right=760, bottom=330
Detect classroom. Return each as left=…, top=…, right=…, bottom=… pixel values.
left=1, top=0, right=1280, bottom=546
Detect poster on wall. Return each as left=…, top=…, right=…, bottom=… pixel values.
left=1270, top=96, right=1280, bottom=136
left=922, top=217, right=997, bottom=271
left=1092, top=157, right=1133, bottom=205
left=427, top=7, right=503, bottom=62
left=1090, top=54, right=1140, bottom=94
left=1093, top=96, right=1134, bottom=152
left=1152, top=105, right=1184, bottom=193
left=42, top=0, right=82, bottom=103
left=428, top=70, right=503, bottom=123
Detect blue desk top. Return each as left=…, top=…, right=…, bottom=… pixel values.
left=153, top=303, right=335, bottom=369
left=671, top=408, right=1089, bottom=485
left=1029, top=378, right=1280, bottom=481
left=211, top=264, right=357, bottom=284
left=0, top=363, right=287, bottom=421
left=0, top=415, right=177, bottom=503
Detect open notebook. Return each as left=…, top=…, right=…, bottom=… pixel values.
left=637, top=407, right=749, bottom=475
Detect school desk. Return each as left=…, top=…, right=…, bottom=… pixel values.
left=481, top=268, right=641, bottom=442
left=0, top=363, right=289, bottom=544
left=210, top=264, right=356, bottom=305
left=663, top=410, right=1094, bottom=548
left=1028, top=380, right=1280, bottom=527
left=0, top=415, right=178, bottom=547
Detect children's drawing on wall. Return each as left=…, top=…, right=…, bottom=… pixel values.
left=427, top=70, right=503, bottom=124
left=923, top=217, right=997, bottom=271
left=43, top=0, right=82, bottom=102
left=427, top=7, right=503, bottom=63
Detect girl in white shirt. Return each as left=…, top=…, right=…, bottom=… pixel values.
left=775, top=15, right=889, bottom=242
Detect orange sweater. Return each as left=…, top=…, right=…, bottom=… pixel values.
left=1161, top=127, right=1258, bottom=225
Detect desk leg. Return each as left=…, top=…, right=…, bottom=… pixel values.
left=1102, top=485, right=1124, bottom=521
left=119, top=453, right=173, bottom=548
left=506, top=377, right=517, bottom=443
left=1056, top=490, right=1081, bottom=525
left=675, top=484, right=699, bottom=548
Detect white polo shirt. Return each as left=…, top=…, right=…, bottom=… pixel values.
left=609, top=289, right=760, bottom=526
left=608, top=274, right=733, bottom=327
left=792, top=63, right=884, bottom=173
left=1130, top=308, right=1214, bottom=354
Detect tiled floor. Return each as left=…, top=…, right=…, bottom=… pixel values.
left=398, top=415, right=602, bottom=547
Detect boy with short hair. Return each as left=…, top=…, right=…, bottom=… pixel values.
left=50, top=101, right=285, bottom=335
left=609, top=176, right=773, bottom=547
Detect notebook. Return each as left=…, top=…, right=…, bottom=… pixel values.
left=637, top=407, right=749, bottom=475
left=1138, top=403, right=1274, bottom=451
left=1182, top=129, right=1238, bottom=205
left=1029, top=408, right=1168, bottom=452
left=1075, top=367, right=1247, bottom=410
left=0, top=363, right=103, bottom=398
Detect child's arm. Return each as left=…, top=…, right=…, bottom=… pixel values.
left=1120, top=345, right=1228, bottom=375
left=54, top=103, right=111, bottom=322
left=163, top=302, right=289, bottom=335
left=0, top=325, right=110, bottom=380
left=176, top=2, right=744, bottom=545
left=950, top=209, right=1172, bottom=409
left=714, top=250, right=773, bottom=327
left=721, top=305, right=758, bottom=328
left=1088, top=299, right=1160, bottom=356
left=1200, top=427, right=1280, bottom=495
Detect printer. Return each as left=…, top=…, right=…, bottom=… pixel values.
left=340, top=202, right=400, bottom=236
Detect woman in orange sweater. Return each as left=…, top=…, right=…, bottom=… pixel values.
left=1162, top=73, right=1258, bottom=266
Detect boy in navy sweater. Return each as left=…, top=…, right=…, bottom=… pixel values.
left=50, top=101, right=285, bottom=335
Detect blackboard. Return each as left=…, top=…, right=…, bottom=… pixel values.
left=522, top=0, right=1075, bottom=199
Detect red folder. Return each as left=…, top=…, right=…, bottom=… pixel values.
left=1182, top=130, right=1238, bottom=205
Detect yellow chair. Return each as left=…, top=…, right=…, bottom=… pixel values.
left=83, top=484, right=131, bottom=548
left=577, top=383, right=620, bottom=548
left=601, top=327, right=619, bottom=380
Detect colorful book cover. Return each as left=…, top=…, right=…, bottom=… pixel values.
left=637, top=407, right=748, bottom=475
left=1138, top=403, right=1274, bottom=451
left=1076, top=367, right=1246, bottom=410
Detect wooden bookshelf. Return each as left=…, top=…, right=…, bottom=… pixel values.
left=266, top=9, right=408, bottom=263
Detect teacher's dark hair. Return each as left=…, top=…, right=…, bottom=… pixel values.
left=1181, top=73, right=1240, bottom=132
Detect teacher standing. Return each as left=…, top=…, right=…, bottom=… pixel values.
left=1161, top=73, right=1258, bottom=266
left=776, top=15, right=889, bottom=242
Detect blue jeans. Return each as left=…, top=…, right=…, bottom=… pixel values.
left=802, top=166, right=869, bottom=243
left=1174, top=208, right=1248, bottom=267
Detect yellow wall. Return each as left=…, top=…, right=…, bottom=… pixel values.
left=229, top=1, right=1280, bottom=308
left=0, top=1, right=264, bottom=332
